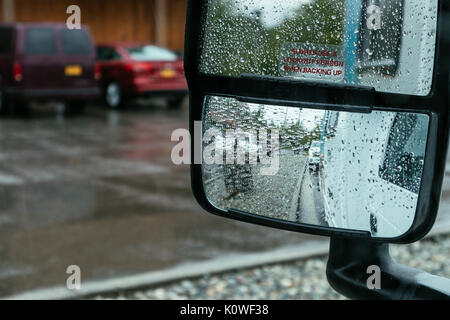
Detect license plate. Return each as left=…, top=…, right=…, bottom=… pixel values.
left=160, top=68, right=175, bottom=78
left=65, top=65, right=83, bottom=77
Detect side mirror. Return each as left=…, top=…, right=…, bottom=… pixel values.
left=185, top=0, right=450, bottom=244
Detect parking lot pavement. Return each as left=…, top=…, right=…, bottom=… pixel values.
left=0, top=101, right=318, bottom=297
left=0, top=101, right=449, bottom=298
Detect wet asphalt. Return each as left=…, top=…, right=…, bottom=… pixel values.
left=0, top=100, right=316, bottom=297
left=0, top=100, right=449, bottom=297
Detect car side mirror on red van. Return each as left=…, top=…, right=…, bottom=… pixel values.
left=184, top=0, right=450, bottom=245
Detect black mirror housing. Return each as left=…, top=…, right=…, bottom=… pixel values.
left=184, top=0, right=450, bottom=244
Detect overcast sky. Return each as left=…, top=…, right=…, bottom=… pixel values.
left=247, top=103, right=324, bottom=131
left=234, top=0, right=311, bottom=28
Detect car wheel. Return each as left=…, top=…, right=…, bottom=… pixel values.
left=13, top=100, right=30, bottom=117
left=105, top=82, right=123, bottom=109
left=0, top=86, right=11, bottom=116
left=0, top=86, right=5, bottom=115
left=167, top=96, right=186, bottom=109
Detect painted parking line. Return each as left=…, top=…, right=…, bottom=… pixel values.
left=0, top=173, right=23, bottom=185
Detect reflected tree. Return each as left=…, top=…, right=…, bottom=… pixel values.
left=200, top=0, right=346, bottom=76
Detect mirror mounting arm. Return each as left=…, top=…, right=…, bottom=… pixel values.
left=326, top=237, right=450, bottom=300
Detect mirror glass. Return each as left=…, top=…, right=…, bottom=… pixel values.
left=199, top=0, right=438, bottom=96
left=202, top=96, right=429, bottom=238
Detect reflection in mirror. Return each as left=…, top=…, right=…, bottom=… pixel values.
left=200, top=0, right=438, bottom=96
left=202, top=96, right=429, bottom=238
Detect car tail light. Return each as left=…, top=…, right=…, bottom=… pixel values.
left=94, top=64, right=102, bottom=81
left=13, top=62, right=23, bottom=82
left=125, top=62, right=154, bottom=74
left=177, top=63, right=184, bottom=74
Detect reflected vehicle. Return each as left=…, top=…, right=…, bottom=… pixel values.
left=308, top=141, right=322, bottom=171
left=96, top=43, right=188, bottom=109
left=215, top=131, right=256, bottom=195
left=202, top=96, right=428, bottom=238
left=0, top=23, right=100, bottom=115
left=321, top=111, right=428, bottom=237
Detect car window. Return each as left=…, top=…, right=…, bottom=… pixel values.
left=61, top=29, right=92, bottom=55
left=96, top=47, right=122, bottom=61
left=379, top=114, right=429, bottom=194
left=25, top=28, right=57, bottom=56
left=0, top=27, right=14, bottom=55
left=126, top=46, right=178, bottom=62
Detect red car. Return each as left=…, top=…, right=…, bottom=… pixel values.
left=96, top=43, right=188, bottom=109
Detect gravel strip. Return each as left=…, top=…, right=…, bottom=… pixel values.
left=204, top=153, right=305, bottom=221
left=95, top=234, right=450, bottom=300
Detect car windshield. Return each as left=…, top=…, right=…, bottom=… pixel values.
left=61, top=29, right=92, bottom=55
left=126, top=45, right=178, bottom=61
left=25, top=28, right=57, bottom=56
left=311, top=142, right=320, bottom=148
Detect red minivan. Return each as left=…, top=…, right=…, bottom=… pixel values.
left=96, top=43, right=187, bottom=109
left=0, top=23, right=100, bottom=115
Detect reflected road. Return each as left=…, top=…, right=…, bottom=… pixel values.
left=297, top=169, right=327, bottom=226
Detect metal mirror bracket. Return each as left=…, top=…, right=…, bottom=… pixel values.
left=326, top=237, right=450, bottom=299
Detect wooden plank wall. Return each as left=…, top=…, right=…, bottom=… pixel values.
left=13, top=0, right=157, bottom=44
left=1, top=0, right=187, bottom=50
left=166, top=0, right=187, bottom=51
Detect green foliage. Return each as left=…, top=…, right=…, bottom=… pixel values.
left=280, top=122, right=323, bottom=152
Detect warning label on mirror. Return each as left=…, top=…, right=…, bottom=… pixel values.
left=280, top=43, right=345, bottom=82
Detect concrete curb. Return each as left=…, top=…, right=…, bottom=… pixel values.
left=5, top=240, right=330, bottom=300
left=288, top=159, right=307, bottom=222
left=6, top=220, right=450, bottom=300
